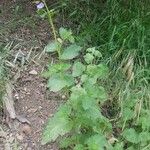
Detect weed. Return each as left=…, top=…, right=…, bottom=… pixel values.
left=40, top=0, right=150, bottom=149
left=0, top=43, right=12, bottom=110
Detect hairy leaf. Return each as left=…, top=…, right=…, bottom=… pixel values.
left=74, top=144, right=85, bottom=150
left=42, top=63, right=71, bottom=78
left=84, top=53, right=94, bottom=64
left=42, top=104, right=72, bottom=145
left=86, top=134, right=109, bottom=150
left=122, top=128, right=139, bottom=144
left=72, top=62, right=85, bottom=77
left=48, top=74, right=74, bottom=92
left=45, top=41, right=61, bottom=52
left=60, top=44, right=82, bottom=60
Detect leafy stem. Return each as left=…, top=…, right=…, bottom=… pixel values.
left=42, top=0, right=57, bottom=42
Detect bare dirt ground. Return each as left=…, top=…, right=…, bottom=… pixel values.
left=0, top=0, right=62, bottom=149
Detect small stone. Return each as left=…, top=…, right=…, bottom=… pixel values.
left=62, top=95, right=66, bottom=99
left=14, top=93, right=19, bottom=100
left=16, top=133, right=24, bottom=141
left=21, top=124, right=32, bottom=135
left=29, top=70, right=38, bottom=75
left=28, top=108, right=37, bottom=113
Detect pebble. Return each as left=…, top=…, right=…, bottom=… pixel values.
left=21, top=125, right=32, bottom=135
left=29, top=70, right=38, bottom=75
left=16, top=133, right=24, bottom=141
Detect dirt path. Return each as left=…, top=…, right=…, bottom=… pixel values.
left=0, top=0, right=62, bottom=149
left=13, top=63, right=60, bottom=150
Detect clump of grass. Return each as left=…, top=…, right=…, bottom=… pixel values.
left=0, top=43, right=12, bottom=110
left=58, top=1, right=150, bottom=149
left=60, top=0, right=150, bottom=65
left=60, top=0, right=150, bottom=97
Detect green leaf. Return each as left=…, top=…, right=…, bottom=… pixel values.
left=45, top=41, right=61, bottom=52
left=72, top=62, right=86, bottom=77
left=86, top=106, right=102, bottom=120
left=122, top=128, right=139, bottom=144
left=70, top=86, right=87, bottom=110
left=48, top=74, right=74, bottom=92
left=59, top=137, right=74, bottom=149
left=113, top=142, right=124, bottom=150
left=139, top=131, right=150, bottom=142
left=139, top=110, right=150, bottom=130
left=86, top=64, right=108, bottom=79
left=86, top=134, right=108, bottom=150
left=42, top=63, right=71, bottom=78
left=81, top=74, right=88, bottom=83
left=86, top=47, right=102, bottom=57
left=122, top=108, right=133, bottom=121
left=60, top=44, right=82, bottom=60
left=82, top=96, right=94, bottom=110
left=86, top=47, right=96, bottom=53
left=41, top=104, right=72, bottom=145
left=84, top=83, right=107, bottom=101
left=59, top=27, right=75, bottom=43
left=84, top=53, right=94, bottom=64
left=74, top=144, right=85, bottom=150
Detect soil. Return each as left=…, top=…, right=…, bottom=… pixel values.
left=0, top=0, right=62, bottom=149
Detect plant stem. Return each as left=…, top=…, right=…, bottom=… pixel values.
left=42, top=0, right=57, bottom=42
left=42, top=0, right=61, bottom=59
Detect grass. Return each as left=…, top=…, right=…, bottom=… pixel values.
left=60, top=0, right=150, bottom=90
left=0, top=0, right=150, bottom=148
left=61, top=0, right=150, bottom=63
left=56, top=0, right=150, bottom=149
left=0, top=42, right=12, bottom=110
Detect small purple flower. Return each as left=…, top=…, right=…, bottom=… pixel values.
left=36, top=2, right=45, bottom=10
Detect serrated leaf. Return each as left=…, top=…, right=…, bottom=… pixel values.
left=60, top=44, right=82, bottom=60
left=48, top=74, right=74, bottom=92
left=82, top=96, right=94, bottom=110
left=42, top=104, right=72, bottom=145
left=138, top=131, right=150, bottom=142
left=45, top=41, right=61, bottom=52
left=139, top=110, right=150, bottom=130
left=72, top=62, right=86, bottom=77
left=59, top=28, right=72, bottom=39
left=59, top=137, right=74, bottom=149
left=86, top=64, right=108, bottom=79
left=84, top=53, right=94, bottom=64
left=122, top=128, right=139, bottom=144
left=86, top=47, right=102, bottom=57
left=70, top=86, right=87, bottom=110
left=86, top=47, right=96, bottom=53
left=86, top=134, right=108, bottom=150
left=113, top=142, right=124, bottom=150
left=59, top=27, right=75, bottom=43
left=122, top=108, right=133, bottom=121
left=42, top=63, right=71, bottom=78
left=81, top=74, right=88, bottom=83
left=74, top=144, right=84, bottom=150
left=69, top=36, right=75, bottom=43
left=86, top=106, right=102, bottom=120
left=84, top=83, right=107, bottom=101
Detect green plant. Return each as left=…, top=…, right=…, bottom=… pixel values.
left=41, top=27, right=114, bottom=149
left=0, top=42, right=12, bottom=109
left=41, top=1, right=150, bottom=149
